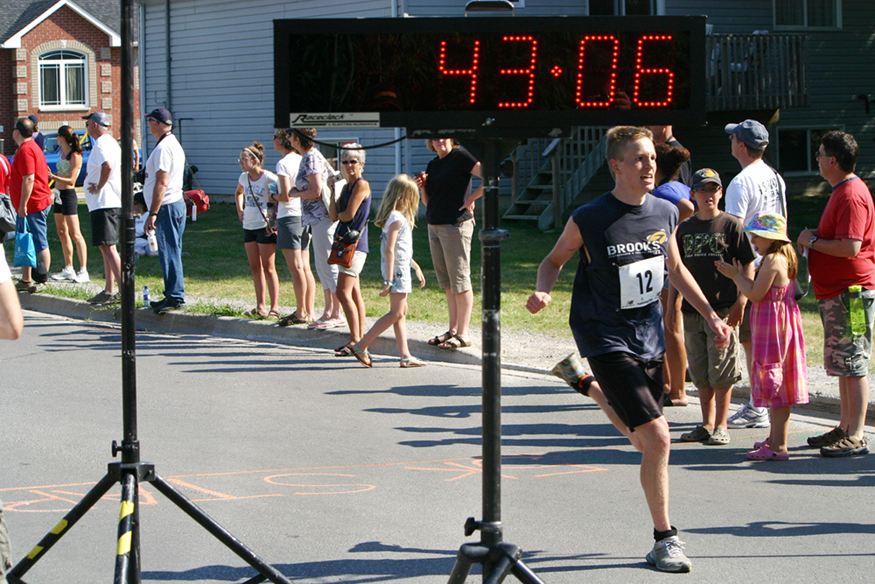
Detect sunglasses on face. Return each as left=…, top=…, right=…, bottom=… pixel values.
left=341, top=160, right=360, bottom=165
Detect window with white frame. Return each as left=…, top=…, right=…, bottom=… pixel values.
left=590, top=0, right=657, bottom=15
left=39, top=50, right=88, bottom=108
left=777, top=127, right=840, bottom=174
left=774, top=0, right=841, bottom=29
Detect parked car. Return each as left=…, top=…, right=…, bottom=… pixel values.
left=42, top=131, right=92, bottom=187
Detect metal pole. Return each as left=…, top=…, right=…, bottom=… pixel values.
left=479, top=139, right=508, bottom=551
left=119, top=0, right=139, bottom=463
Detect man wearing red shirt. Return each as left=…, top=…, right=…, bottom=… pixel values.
left=9, top=117, right=53, bottom=291
left=798, top=130, right=874, bottom=457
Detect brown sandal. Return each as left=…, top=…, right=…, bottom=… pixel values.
left=428, top=331, right=454, bottom=346
left=438, top=334, right=472, bottom=350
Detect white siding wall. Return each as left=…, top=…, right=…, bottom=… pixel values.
left=141, top=0, right=402, bottom=197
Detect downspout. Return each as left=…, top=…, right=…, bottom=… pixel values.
left=165, top=0, right=172, bottom=111
left=392, top=0, right=401, bottom=177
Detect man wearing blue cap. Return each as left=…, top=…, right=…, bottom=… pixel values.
left=143, top=107, right=187, bottom=313
left=724, top=119, right=787, bottom=430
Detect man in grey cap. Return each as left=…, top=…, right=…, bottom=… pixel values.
left=724, top=119, right=787, bottom=430
left=82, top=111, right=122, bottom=305
left=143, top=107, right=187, bottom=313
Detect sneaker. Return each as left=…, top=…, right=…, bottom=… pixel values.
left=153, top=299, right=186, bottom=314
left=820, top=435, right=869, bottom=458
left=51, top=266, right=77, bottom=281
left=807, top=427, right=845, bottom=448
left=15, top=279, right=37, bottom=293
left=73, top=268, right=90, bottom=283
left=87, top=290, right=117, bottom=305
left=646, top=536, right=691, bottom=573
left=551, top=353, right=594, bottom=397
left=707, top=426, right=731, bottom=446
left=680, top=425, right=711, bottom=443
left=727, top=403, right=770, bottom=428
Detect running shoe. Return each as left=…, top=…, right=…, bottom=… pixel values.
left=727, top=403, right=770, bottom=428
left=646, top=536, right=691, bottom=573
left=51, top=266, right=77, bottom=281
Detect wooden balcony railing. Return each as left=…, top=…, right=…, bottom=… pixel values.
left=706, top=32, right=809, bottom=111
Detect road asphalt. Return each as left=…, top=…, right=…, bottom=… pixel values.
left=1, top=310, right=872, bottom=584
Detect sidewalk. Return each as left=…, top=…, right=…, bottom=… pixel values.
left=17, top=290, right=875, bottom=423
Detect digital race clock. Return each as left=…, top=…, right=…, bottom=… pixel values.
left=274, top=16, right=707, bottom=135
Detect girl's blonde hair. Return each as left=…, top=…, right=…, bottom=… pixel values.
left=761, top=239, right=799, bottom=280
left=375, top=174, right=419, bottom=229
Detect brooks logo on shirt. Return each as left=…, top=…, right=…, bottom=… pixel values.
left=607, top=230, right=668, bottom=258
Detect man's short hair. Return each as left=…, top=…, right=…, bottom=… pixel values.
left=14, top=117, right=34, bottom=137
left=821, top=130, right=859, bottom=174
left=606, top=126, right=653, bottom=162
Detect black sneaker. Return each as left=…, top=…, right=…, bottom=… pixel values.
left=153, top=299, right=185, bottom=314
left=15, top=279, right=37, bottom=293
left=87, top=290, right=111, bottom=304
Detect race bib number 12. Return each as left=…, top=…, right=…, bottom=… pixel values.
left=618, top=255, right=664, bottom=309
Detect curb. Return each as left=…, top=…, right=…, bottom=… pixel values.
left=17, top=292, right=487, bottom=368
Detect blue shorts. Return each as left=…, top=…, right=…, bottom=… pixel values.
left=26, top=207, right=51, bottom=252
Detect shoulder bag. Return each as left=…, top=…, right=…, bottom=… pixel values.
left=247, top=175, right=277, bottom=235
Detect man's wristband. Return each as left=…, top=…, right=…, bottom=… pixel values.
left=384, top=280, right=395, bottom=287
left=148, top=211, right=159, bottom=217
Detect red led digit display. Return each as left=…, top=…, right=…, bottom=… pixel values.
left=275, top=16, right=707, bottom=130
left=575, top=36, right=619, bottom=108
left=497, top=36, right=538, bottom=109
left=439, top=39, right=480, bottom=105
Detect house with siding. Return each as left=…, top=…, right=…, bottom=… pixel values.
left=0, top=0, right=142, bottom=156
left=137, top=0, right=873, bottom=221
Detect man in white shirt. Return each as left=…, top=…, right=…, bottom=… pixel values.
left=83, top=111, right=122, bottom=305
left=724, top=119, right=787, bottom=429
left=143, top=108, right=187, bottom=313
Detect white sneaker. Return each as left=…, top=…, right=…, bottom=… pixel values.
left=727, top=402, right=770, bottom=428
left=51, top=266, right=77, bottom=281
left=73, top=268, right=90, bottom=283
left=646, top=536, right=691, bottom=573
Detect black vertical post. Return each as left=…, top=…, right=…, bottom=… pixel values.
left=119, top=0, right=138, bottom=462
left=119, top=3, right=139, bottom=581
left=479, top=139, right=509, bottom=552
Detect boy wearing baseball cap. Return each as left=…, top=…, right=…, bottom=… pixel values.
left=672, top=169, right=756, bottom=446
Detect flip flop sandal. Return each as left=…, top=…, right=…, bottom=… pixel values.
left=746, top=445, right=789, bottom=461
left=243, top=308, right=267, bottom=318
left=400, top=357, right=427, bottom=368
left=267, top=310, right=281, bottom=320
left=350, top=342, right=372, bottom=368
left=428, top=331, right=453, bottom=346
left=316, top=319, right=346, bottom=330
left=438, top=334, right=472, bottom=350
left=335, top=343, right=354, bottom=357
left=308, top=318, right=327, bottom=329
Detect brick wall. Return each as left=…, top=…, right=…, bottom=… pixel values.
left=0, top=5, right=140, bottom=156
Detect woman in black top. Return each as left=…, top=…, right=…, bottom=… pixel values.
left=414, top=138, right=482, bottom=349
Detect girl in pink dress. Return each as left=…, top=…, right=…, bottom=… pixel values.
left=716, top=212, right=808, bottom=460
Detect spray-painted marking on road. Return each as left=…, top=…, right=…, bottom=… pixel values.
left=1, top=454, right=609, bottom=511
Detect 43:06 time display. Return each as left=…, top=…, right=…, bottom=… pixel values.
left=438, top=33, right=677, bottom=110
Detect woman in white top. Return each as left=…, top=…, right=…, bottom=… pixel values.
left=288, top=128, right=344, bottom=329
left=271, top=129, right=314, bottom=325
left=234, top=141, right=280, bottom=319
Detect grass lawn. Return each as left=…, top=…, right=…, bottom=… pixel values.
left=4, top=192, right=840, bottom=369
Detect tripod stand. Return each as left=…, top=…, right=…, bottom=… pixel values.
left=8, top=3, right=291, bottom=583
left=445, top=139, right=545, bottom=584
